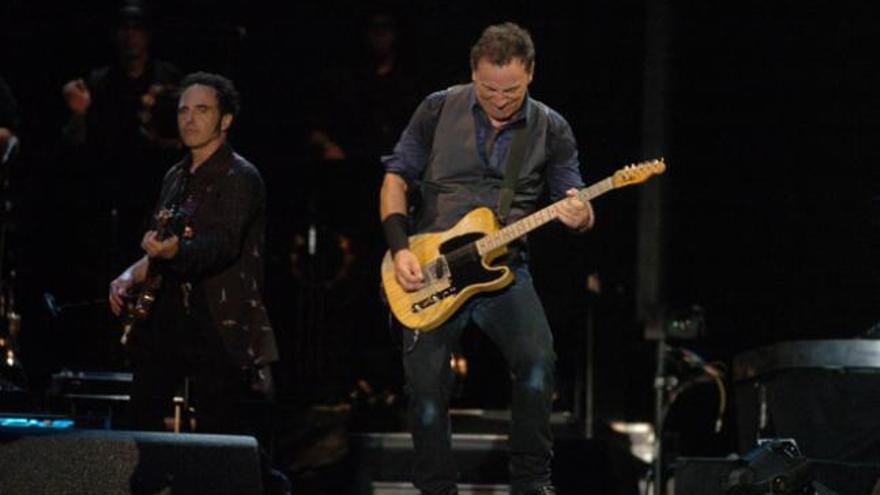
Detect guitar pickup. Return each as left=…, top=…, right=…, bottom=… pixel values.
left=434, top=257, right=448, bottom=279
left=411, top=286, right=457, bottom=314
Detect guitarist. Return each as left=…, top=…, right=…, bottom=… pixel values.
left=379, top=22, right=594, bottom=495
left=107, top=72, right=289, bottom=494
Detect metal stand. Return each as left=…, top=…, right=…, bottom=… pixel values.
left=652, top=333, right=667, bottom=495
left=172, top=377, right=191, bottom=433
left=576, top=274, right=601, bottom=439
left=584, top=298, right=596, bottom=439
left=0, top=136, right=23, bottom=391
left=645, top=305, right=711, bottom=495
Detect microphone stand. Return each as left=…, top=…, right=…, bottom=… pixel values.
left=0, top=135, right=23, bottom=389
left=652, top=332, right=667, bottom=495
left=644, top=310, right=670, bottom=495
left=0, top=135, right=17, bottom=279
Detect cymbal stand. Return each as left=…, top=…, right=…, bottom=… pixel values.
left=0, top=136, right=23, bottom=386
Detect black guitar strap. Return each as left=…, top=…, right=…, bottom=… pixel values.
left=496, top=111, right=533, bottom=224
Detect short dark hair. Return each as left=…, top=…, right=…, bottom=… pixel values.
left=116, top=0, right=152, bottom=29
left=178, top=71, right=241, bottom=118
left=469, top=22, right=535, bottom=73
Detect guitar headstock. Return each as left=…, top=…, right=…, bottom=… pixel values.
left=612, top=158, right=666, bottom=188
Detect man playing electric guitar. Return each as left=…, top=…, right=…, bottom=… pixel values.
left=107, top=72, right=289, bottom=494
left=379, top=23, right=594, bottom=495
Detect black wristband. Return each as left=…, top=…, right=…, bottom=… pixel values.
left=383, top=213, right=410, bottom=254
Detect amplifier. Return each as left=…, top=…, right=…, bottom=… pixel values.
left=46, top=369, right=134, bottom=428
left=732, top=340, right=880, bottom=461
left=48, top=369, right=133, bottom=401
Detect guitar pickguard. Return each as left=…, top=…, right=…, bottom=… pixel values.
left=440, top=233, right=503, bottom=288
left=411, top=233, right=505, bottom=314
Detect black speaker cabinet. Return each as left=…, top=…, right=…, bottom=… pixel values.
left=0, top=428, right=263, bottom=494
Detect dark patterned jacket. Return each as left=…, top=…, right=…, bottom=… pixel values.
left=151, top=143, right=279, bottom=369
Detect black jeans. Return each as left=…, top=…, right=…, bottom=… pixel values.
left=401, top=266, right=556, bottom=495
left=127, top=283, right=249, bottom=434
left=127, top=287, right=285, bottom=494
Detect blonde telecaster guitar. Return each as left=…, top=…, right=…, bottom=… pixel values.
left=381, top=158, right=666, bottom=332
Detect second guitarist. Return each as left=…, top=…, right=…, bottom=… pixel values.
left=107, top=72, right=289, bottom=494
left=379, top=23, right=594, bottom=495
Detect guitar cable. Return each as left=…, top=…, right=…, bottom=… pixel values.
left=667, top=346, right=728, bottom=433
left=388, top=309, right=421, bottom=354
left=403, top=328, right=421, bottom=354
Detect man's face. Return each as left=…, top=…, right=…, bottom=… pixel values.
left=177, top=84, right=230, bottom=150
left=116, top=20, right=149, bottom=60
left=365, top=14, right=396, bottom=58
left=472, top=57, right=532, bottom=125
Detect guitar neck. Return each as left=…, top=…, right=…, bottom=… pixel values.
left=476, top=177, right=615, bottom=255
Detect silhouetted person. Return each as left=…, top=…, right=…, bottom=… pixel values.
left=61, top=0, right=182, bottom=270
left=61, top=0, right=180, bottom=153
left=307, top=5, right=423, bottom=170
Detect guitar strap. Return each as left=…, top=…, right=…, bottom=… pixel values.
left=496, top=107, right=533, bottom=224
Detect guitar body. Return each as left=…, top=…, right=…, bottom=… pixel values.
left=130, top=273, right=164, bottom=320
left=381, top=207, right=514, bottom=332
left=120, top=263, right=166, bottom=345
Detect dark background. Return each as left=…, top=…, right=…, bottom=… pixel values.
left=1, top=0, right=878, bottom=460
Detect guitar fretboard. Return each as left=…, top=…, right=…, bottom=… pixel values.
left=476, top=177, right=615, bottom=255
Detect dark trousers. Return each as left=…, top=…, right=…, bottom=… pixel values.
left=127, top=292, right=284, bottom=494
left=128, top=339, right=251, bottom=434
left=127, top=287, right=251, bottom=434
left=401, top=266, right=556, bottom=495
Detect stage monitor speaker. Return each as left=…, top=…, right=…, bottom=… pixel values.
left=0, top=428, right=263, bottom=494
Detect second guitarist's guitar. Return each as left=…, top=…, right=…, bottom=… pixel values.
left=120, top=207, right=183, bottom=345
left=381, top=158, right=666, bottom=332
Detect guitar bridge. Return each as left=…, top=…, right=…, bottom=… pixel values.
left=411, top=286, right=457, bottom=314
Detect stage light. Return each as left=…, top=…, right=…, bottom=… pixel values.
left=0, top=416, right=75, bottom=429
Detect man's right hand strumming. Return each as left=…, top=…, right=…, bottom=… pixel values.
left=381, top=173, right=424, bottom=291
left=393, top=249, right=424, bottom=292
left=109, top=272, right=134, bottom=316
left=109, top=256, right=149, bottom=316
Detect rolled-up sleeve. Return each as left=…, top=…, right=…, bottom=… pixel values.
left=544, top=109, right=585, bottom=201
left=381, top=90, right=447, bottom=183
